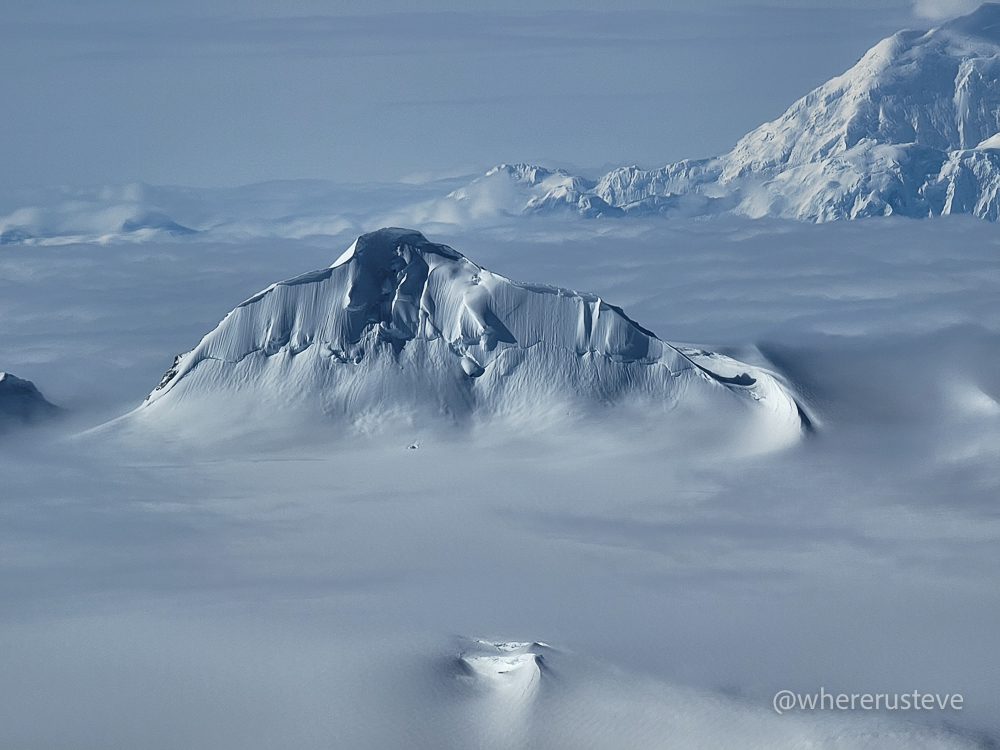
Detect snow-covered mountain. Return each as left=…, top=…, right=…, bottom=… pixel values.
left=0, top=372, right=60, bottom=430
left=4, top=6, right=1000, bottom=244
left=459, top=4, right=1000, bottom=222
left=138, top=228, right=806, bottom=446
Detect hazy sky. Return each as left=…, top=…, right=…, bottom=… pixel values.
left=0, top=0, right=980, bottom=187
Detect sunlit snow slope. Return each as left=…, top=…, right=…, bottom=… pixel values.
left=139, top=229, right=805, bottom=445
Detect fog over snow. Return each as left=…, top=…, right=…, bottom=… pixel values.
left=2, top=1, right=1000, bottom=749
left=2, top=217, right=999, bottom=748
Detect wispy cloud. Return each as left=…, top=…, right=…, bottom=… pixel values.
left=912, top=0, right=979, bottom=20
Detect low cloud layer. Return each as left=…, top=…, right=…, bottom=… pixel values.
left=1, top=217, right=998, bottom=746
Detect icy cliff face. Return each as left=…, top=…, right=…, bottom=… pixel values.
left=142, top=229, right=805, bottom=445
left=0, top=372, right=59, bottom=430
left=461, top=4, right=1000, bottom=222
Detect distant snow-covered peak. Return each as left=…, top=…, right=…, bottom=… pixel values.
left=435, top=4, right=1000, bottom=224
left=724, top=4, right=1000, bottom=180
left=484, top=163, right=565, bottom=185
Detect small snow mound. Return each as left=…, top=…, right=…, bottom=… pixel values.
left=439, top=637, right=554, bottom=748
left=456, top=638, right=549, bottom=694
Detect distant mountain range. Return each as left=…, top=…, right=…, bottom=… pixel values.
left=5, top=4, right=1000, bottom=244
left=453, top=4, right=1000, bottom=222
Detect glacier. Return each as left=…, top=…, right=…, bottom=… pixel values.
left=137, top=228, right=806, bottom=446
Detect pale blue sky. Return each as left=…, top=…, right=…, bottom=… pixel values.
left=0, top=0, right=973, bottom=187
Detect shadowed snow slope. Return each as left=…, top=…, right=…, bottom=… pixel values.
left=0, top=372, right=59, bottom=431
left=137, top=229, right=804, bottom=446
left=10, top=8, right=1000, bottom=245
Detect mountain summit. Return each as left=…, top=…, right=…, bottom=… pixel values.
left=453, top=4, right=1000, bottom=222
left=140, top=229, right=805, bottom=446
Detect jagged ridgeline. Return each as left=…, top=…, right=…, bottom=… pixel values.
left=139, top=229, right=806, bottom=445
left=6, top=6, right=1000, bottom=249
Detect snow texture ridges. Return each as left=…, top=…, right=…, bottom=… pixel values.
left=142, top=229, right=805, bottom=443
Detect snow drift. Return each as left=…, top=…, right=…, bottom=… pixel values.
left=138, top=228, right=806, bottom=445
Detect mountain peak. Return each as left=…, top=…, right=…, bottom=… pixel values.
left=484, top=163, right=562, bottom=186
left=140, top=230, right=806, bottom=448
left=331, top=228, right=463, bottom=269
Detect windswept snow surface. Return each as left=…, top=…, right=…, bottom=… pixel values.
left=1, top=217, right=999, bottom=749
left=135, top=228, right=804, bottom=449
